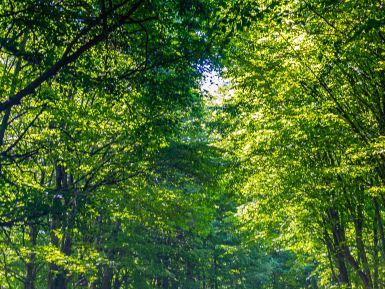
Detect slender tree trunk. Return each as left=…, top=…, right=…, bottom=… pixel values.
left=186, top=255, right=194, bottom=289
left=328, top=209, right=350, bottom=286
left=212, top=251, right=217, bottom=289
left=374, top=197, right=385, bottom=262
left=101, top=265, right=113, bottom=289
left=0, top=33, right=27, bottom=147
left=342, top=248, right=373, bottom=289
left=49, top=165, right=71, bottom=289
left=373, top=205, right=379, bottom=289
left=328, top=206, right=371, bottom=289
left=353, top=204, right=373, bottom=288
left=24, top=225, right=37, bottom=289
left=323, top=226, right=342, bottom=285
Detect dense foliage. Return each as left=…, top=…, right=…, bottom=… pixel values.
left=218, top=0, right=385, bottom=288
left=1, top=0, right=384, bottom=289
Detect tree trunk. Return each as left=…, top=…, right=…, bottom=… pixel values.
left=101, top=265, right=113, bottom=289
left=49, top=165, right=71, bottom=289
left=327, top=209, right=350, bottom=286
left=24, top=225, right=37, bottom=289
left=373, top=205, right=379, bottom=289
left=374, top=197, right=385, bottom=263
left=353, top=204, right=373, bottom=288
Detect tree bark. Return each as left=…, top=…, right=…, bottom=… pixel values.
left=101, top=265, right=113, bottom=289
left=353, top=204, right=373, bottom=288
left=374, top=197, right=385, bottom=263
left=48, top=165, right=71, bottom=289
left=24, top=225, right=37, bottom=289
left=373, top=205, right=379, bottom=289
left=327, top=209, right=351, bottom=286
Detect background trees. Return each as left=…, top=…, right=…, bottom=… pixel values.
left=219, top=0, right=385, bottom=288
left=1, top=0, right=385, bottom=288
left=0, top=0, right=227, bottom=288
